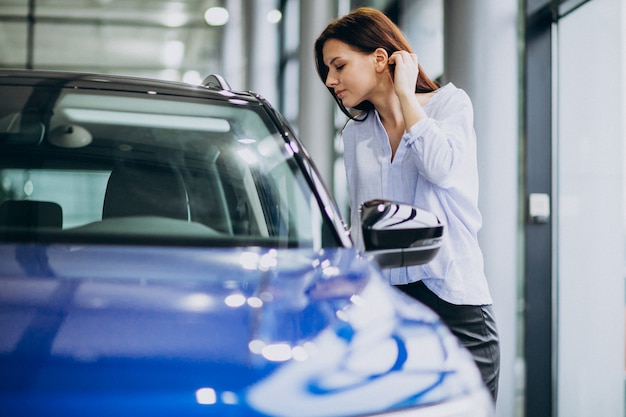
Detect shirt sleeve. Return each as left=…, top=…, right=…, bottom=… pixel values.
left=340, top=120, right=364, bottom=250
left=403, top=88, right=475, bottom=189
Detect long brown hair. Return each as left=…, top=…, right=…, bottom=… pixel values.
left=314, top=7, right=438, bottom=120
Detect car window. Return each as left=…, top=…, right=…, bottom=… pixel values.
left=0, top=85, right=339, bottom=249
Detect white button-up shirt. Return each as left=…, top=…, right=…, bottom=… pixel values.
left=342, top=83, right=492, bottom=305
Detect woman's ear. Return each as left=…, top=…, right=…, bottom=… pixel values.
left=373, top=48, right=389, bottom=73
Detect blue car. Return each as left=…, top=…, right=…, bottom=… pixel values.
left=0, top=69, right=493, bottom=416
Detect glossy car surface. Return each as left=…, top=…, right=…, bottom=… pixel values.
left=0, top=69, right=493, bottom=416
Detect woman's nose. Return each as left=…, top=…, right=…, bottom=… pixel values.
left=325, top=73, right=337, bottom=87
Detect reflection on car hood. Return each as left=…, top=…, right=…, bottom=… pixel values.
left=0, top=244, right=483, bottom=416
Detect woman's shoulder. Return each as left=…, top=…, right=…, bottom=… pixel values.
left=434, top=82, right=469, bottom=100
left=428, top=82, right=473, bottom=112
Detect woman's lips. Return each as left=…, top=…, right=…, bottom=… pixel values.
left=335, top=89, right=346, bottom=98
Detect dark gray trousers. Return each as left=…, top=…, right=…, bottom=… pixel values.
left=395, top=280, right=500, bottom=403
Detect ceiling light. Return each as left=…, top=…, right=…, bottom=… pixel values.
left=204, top=7, right=229, bottom=26
left=162, top=2, right=187, bottom=27
left=163, top=13, right=187, bottom=28
left=267, top=9, right=282, bottom=24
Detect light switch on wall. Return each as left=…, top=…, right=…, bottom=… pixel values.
left=528, top=193, right=550, bottom=224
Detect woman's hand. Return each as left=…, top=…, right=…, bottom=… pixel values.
left=388, top=51, right=419, bottom=99
left=388, top=50, right=426, bottom=132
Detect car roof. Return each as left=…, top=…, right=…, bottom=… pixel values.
left=0, top=68, right=260, bottom=104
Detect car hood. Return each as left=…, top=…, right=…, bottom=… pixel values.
left=0, top=244, right=483, bottom=416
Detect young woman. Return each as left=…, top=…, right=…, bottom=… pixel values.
left=314, top=7, right=500, bottom=402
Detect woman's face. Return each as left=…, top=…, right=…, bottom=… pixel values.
left=322, top=39, right=379, bottom=109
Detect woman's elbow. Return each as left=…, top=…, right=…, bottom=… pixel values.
left=423, top=158, right=462, bottom=189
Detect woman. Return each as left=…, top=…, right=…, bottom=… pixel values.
left=314, top=7, right=500, bottom=402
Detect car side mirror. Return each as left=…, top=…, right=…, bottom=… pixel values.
left=360, top=199, right=443, bottom=269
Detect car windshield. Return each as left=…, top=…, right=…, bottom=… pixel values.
left=0, top=83, right=340, bottom=249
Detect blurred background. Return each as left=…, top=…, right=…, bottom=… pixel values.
left=1, top=1, right=624, bottom=417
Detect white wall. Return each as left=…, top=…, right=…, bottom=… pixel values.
left=556, top=0, right=624, bottom=415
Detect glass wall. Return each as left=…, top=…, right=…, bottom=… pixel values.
left=556, top=0, right=624, bottom=415
left=0, top=0, right=224, bottom=81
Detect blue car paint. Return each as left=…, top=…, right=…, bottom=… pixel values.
left=0, top=244, right=480, bottom=416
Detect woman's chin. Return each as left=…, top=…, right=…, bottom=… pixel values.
left=340, top=98, right=357, bottom=109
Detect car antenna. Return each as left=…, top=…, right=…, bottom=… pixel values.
left=202, top=74, right=232, bottom=91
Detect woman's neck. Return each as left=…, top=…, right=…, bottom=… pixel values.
left=372, top=93, right=404, bottom=129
